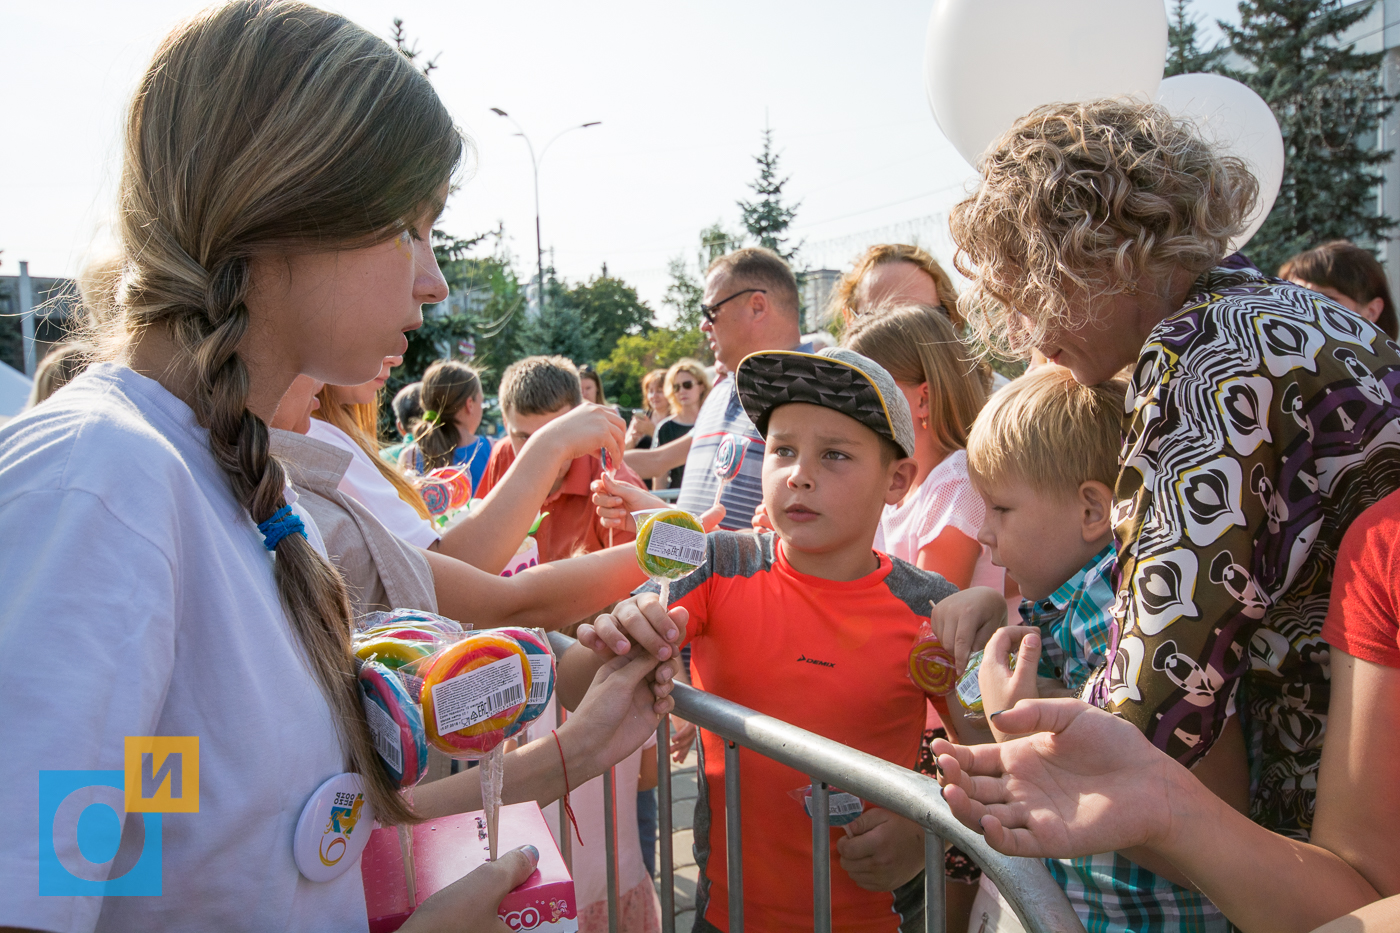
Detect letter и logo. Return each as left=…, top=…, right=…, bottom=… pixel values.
left=38, top=737, right=199, bottom=896
left=125, top=736, right=199, bottom=813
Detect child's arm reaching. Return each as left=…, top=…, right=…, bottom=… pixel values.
left=928, top=586, right=1008, bottom=675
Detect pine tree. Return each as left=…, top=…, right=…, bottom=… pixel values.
left=738, top=127, right=801, bottom=262
left=1165, top=0, right=1226, bottom=76
left=1222, top=0, right=1395, bottom=273
left=662, top=255, right=704, bottom=331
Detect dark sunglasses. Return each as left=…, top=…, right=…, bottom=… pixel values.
left=671, top=379, right=696, bottom=391
left=700, top=288, right=766, bottom=324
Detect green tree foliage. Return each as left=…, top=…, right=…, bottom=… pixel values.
left=738, top=127, right=801, bottom=262
left=663, top=255, right=705, bottom=332
left=596, top=327, right=710, bottom=408
left=1165, top=0, right=1226, bottom=75
left=562, top=275, right=654, bottom=356
left=1221, top=0, right=1395, bottom=273
left=699, top=221, right=743, bottom=267
left=514, top=281, right=606, bottom=367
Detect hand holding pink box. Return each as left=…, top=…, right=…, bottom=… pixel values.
left=363, top=801, right=578, bottom=932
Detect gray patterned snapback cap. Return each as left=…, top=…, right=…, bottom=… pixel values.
left=735, top=347, right=916, bottom=458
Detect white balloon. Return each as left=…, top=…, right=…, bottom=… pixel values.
left=924, top=0, right=1168, bottom=167
left=1156, top=73, right=1285, bottom=253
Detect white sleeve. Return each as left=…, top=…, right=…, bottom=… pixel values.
left=0, top=488, right=177, bottom=933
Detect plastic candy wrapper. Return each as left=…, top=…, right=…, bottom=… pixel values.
left=633, top=507, right=706, bottom=608
left=359, top=661, right=429, bottom=789
left=711, top=433, right=751, bottom=509
left=495, top=627, right=558, bottom=740
left=955, top=648, right=1017, bottom=718
left=789, top=784, right=865, bottom=828
left=353, top=609, right=466, bottom=674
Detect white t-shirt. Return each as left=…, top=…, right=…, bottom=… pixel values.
left=305, top=418, right=438, bottom=550
left=874, top=449, right=1004, bottom=592
left=0, top=364, right=368, bottom=933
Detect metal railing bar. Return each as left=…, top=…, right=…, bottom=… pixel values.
left=603, top=765, right=619, bottom=933
left=925, top=831, right=946, bottom=933
left=657, top=716, right=675, bottom=933
left=724, top=740, right=744, bottom=933
left=669, top=681, right=1085, bottom=933
left=812, top=781, right=832, bottom=933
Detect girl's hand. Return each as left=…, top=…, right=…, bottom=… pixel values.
left=564, top=652, right=678, bottom=778
left=977, top=626, right=1043, bottom=742
left=932, top=698, right=1183, bottom=860
left=929, top=587, right=1008, bottom=675
left=533, top=403, right=626, bottom=471
left=578, top=594, right=686, bottom=662
left=399, top=845, right=540, bottom=932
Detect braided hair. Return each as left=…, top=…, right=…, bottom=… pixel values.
left=93, top=0, right=463, bottom=824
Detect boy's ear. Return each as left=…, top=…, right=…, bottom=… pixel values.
left=1078, top=480, right=1114, bottom=543
left=885, top=457, right=919, bottom=506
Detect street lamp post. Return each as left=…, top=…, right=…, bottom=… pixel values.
left=490, top=108, right=601, bottom=315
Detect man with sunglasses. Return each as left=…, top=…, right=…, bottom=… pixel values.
left=672, top=247, right=810, bottom=530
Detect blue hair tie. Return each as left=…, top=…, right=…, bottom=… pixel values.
left=258, top=504, right=306, bottom=551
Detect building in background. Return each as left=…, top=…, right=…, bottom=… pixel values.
left=799, top=268, right=841, bottom=330
left=0, top=272, right=82, bottom=376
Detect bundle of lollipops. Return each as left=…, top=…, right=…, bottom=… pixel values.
left=351, top=609, right=556, bottom=860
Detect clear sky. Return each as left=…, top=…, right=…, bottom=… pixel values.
left=0, top=0, right=1241, bottom=322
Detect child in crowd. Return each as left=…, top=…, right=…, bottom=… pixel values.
left=843, top=303, right=994, bottom=589
left=478, top=355, right=644, bottom=562
left=379, top=379, right=423, bottom=464
left=586, top=347, right=958, bottom=933
left=947, top=366, right=1241, bottom=933
left=399, top=358, right=492, bottom=495
left=311, top=356, right=439, bottom=553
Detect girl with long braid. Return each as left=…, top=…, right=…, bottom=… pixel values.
left=0, top=4, right=678, bottom=930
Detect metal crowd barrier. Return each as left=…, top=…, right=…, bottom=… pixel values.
left=545, top=633, right=1085, bottom=933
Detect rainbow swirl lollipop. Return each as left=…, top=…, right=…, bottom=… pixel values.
left=354, top=635, right=438, bottom=671
left=908, top=632, right=957, bottom=696
left=420, top=481, right=452, bottom=517
left=421, top=632, right=532, bottom=757
left=359, top=661, right=429, bottom=788
left=427, top=466, right=473, bottom=511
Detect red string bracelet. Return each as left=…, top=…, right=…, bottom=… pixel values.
left=552, top=729, right=584, bottom=846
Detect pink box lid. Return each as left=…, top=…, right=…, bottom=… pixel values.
left=363, top=801, right=576, bottom=932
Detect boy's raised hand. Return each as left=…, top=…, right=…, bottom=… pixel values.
left=835, top=808, right=925, bottom=892
left=578, top=593, right=686, bottom=663
left=929, top=586, right=1008, bottom=675
left=591, top=473, right=726, bottom=533
left=978, top=626, right=1044, bottom=743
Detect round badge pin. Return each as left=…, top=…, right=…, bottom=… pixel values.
left=292, top=772, right=377, bottom=882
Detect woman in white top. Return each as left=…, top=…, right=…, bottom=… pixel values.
left=844, top=304, right=1000, bottom=591
left=0, top=5, right=677, bottom=931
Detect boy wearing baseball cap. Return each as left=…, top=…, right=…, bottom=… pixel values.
left=585, top=347, right=958, bottom=932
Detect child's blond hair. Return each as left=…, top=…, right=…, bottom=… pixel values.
left=966, top=365, right=1127, bottom=497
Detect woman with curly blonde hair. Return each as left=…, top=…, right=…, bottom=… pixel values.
left=938, top=98, right=1400, bottom=932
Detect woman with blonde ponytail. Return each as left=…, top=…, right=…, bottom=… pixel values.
left=0, top=4, right=677, bottom=930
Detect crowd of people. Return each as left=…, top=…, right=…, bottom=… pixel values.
left=3, top=4, right=1399, bottom=933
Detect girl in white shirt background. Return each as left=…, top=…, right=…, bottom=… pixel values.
left=0, top=4, right=677, bottom=931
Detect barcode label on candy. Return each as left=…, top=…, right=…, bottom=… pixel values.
left=432, top=655, right=526, bottom=735
left=527, top=655, right=552, bottom=705
left=363, top=696, right=402, bottom=773
left=645, top=521, right=706, bottom=566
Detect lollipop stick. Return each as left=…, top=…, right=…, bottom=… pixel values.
left=482, top=745, right=505, bottom=861
left=712, top=478, right=726, bottom=511
left=658, top=578, right=671, bottom=611
left=397, top=822, right=417, bottom=906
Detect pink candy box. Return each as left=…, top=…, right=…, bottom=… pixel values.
left=363, top=802, right=577, bottom=932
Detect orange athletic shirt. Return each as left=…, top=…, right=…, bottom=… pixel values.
left=662, top=531, right=958, bottom=933
left=475, top=442, right=641, bottom=562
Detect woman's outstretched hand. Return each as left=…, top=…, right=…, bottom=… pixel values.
left=566, top=652, right=677, bottom=779
left=932, top=698, right=1187, bottom=860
